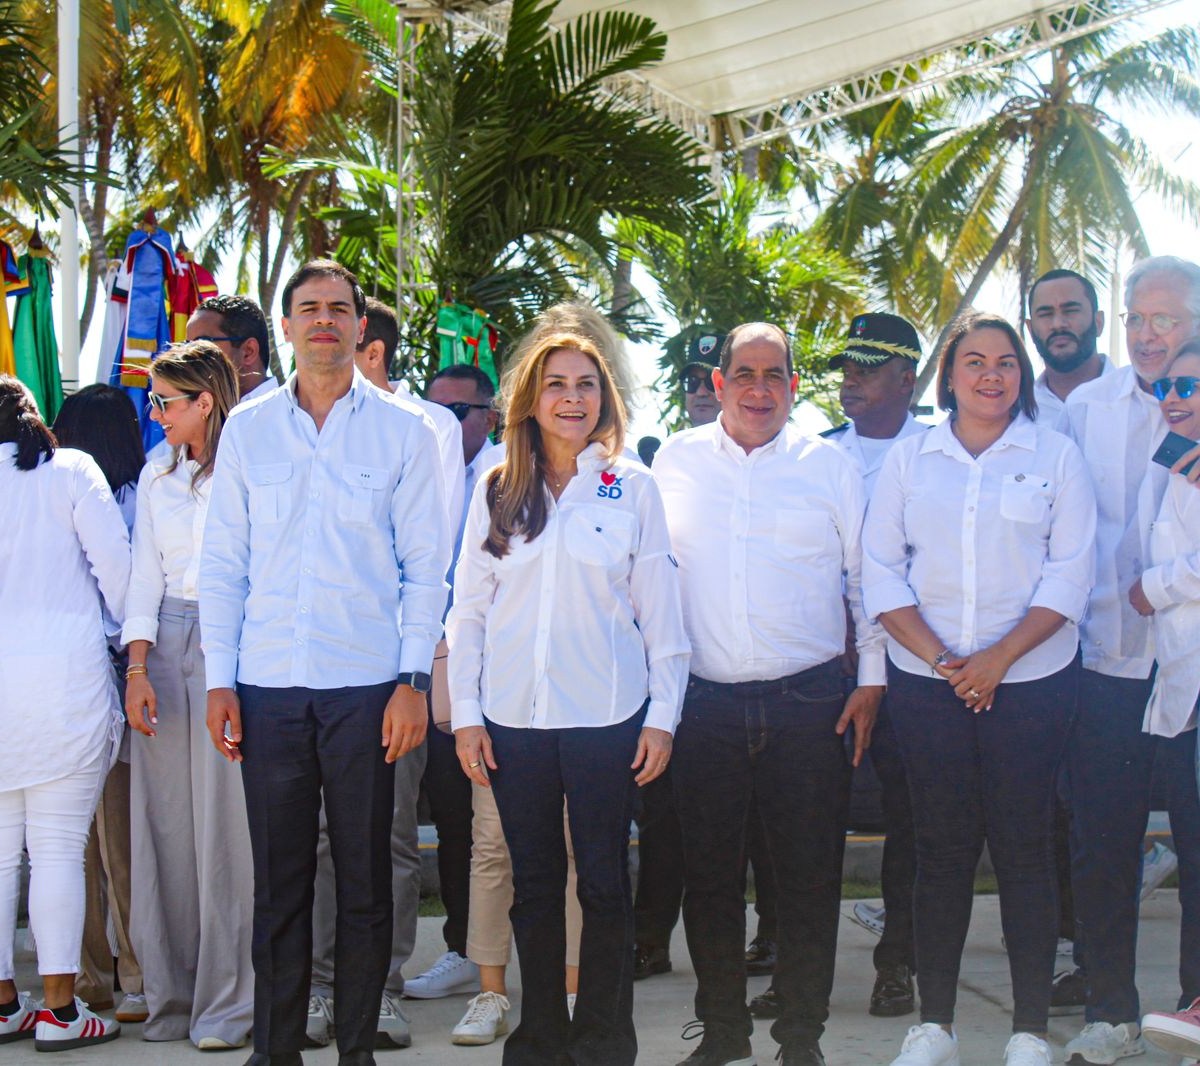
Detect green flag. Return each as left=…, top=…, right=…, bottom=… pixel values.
left=13, top=249, right=62, bottom=421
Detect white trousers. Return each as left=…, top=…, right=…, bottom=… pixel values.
left=0, top=752, right=107, bottom=978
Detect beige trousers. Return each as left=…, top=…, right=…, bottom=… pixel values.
left=466, top=780, right=581, bottom=968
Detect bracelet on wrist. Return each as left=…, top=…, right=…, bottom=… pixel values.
left=125, top=665, right=148, bottom=678
left=930, top=649, right=952, bottom=672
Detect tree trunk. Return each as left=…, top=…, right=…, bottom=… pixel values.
left=612, top=249, right=634, bottom=317
left=77, top=118, right=114, bottom=341
left=256, top=174, right=317, bottom=382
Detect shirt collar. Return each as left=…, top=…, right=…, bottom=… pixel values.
left=282, top=367, right=371, bottom=412
left=921, top=413, right=1037, bottom=459
left=711, top=413, right=790, bottom=458
left=0, top=441, right=16, bottom=462
left=575, top=441, right=613, bottom=472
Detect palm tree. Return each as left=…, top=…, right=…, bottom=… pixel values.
left=900, top=17, right=1200, bottom=392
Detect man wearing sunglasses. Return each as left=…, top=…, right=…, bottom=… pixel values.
left=1058, top=255, right=1200, bottom=1066
left=186, top=295, right=277, bottom=404
left=680, top=332, right=725, bottom=428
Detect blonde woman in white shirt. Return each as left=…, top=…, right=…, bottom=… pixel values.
left=122, top=342, right=254, bottom=1050
left=863, top=312, right=1096, bottom=1066
left=449, top=327, right=689, bottom=1066
left=0, top=377, right=130, bottom=1051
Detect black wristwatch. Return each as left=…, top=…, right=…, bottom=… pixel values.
left=397, top=671, right=432, bottom=694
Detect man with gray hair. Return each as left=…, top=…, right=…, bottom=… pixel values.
left=1059, top=255, right=1200, bottom=1066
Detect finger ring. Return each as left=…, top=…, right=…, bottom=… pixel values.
left=468, top=761, right=480, bottom=768
left=969, top=689, right=980, bottom=698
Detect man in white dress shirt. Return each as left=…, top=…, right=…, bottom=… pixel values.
left=1059, top=256, right=1200, bottom=1066
left=1025, top=269, right=1113, bottom=427
left=187, top=295, right=278, bottom=404
left=654, top=322, right=886, bottom=1066
left=200, top=259, right=450, bottom=1066
left=822, top=313, right=925, bottom=1019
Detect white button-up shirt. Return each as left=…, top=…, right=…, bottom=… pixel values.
left=1, top=444, right=130, bottom=789
left=654, top=418, right=885, bottom=687
left=863, top=416, right=1095, bottom=681
left=823, top=413, right=928, bottom=498
left=236, top=377, right=279, bottom=408
left=393, top=382, right=466, bottom=534
left=1033, top=355, right=1113, bottom=428
left=447, top=444, right=690, bottom=734
left=1142, top=473, right=1200, bottom=737
left=1058, top=366, right=1169, bottom=678
left=199, top=370, right=450, bottom=691
left=453, top=440, right=503, bottom=574
left=123, top=450, right=210, bottom=644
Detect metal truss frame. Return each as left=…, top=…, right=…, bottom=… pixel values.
left=725, top=0, right=1181, bottom=150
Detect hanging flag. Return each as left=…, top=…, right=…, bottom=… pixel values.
left=104, top=223, right=175, bottom=448
left=170, top=247, right=218, bottom=342
left=12, top=246, right=62, bottom=421
left=436, top=302, right=500, bottom=387
left=0, top=241, right=28, bottom=377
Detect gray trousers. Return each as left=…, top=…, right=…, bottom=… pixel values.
left=129, top=599, right=254, bottom=1044
left=311, top=737, right=427, bottom=998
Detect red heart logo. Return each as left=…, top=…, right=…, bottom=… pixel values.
left=600, top=471, right=616, bottom=486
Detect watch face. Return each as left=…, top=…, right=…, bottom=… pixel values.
left=402, top=671, right=432, bottom=693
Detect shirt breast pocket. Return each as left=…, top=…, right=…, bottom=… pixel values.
left=999, top=474, right=1051, bottom=524
left=775, top=508, right=832, bottom=558
left=338, top=464, right=389, bottom=525
left=565, top=507, right=636, bottom=569
left=247, top=462, right=291, bottom=524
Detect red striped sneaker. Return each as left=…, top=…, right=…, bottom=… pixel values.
left=33, top=997, right=120, bottom=1051
left=0, top=991, right=37, bottom=1043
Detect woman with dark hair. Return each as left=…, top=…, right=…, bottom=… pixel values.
left=0, top=376, right=130, bottom=1051
left=448, top=325, right=689, bottom=1065
left=121, top=341, right=254, bottom=1050
left=862, top=312, right=1097, bottom=1066
left=52, top=384, right=147, bottom=1023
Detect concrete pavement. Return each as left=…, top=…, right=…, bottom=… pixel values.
left=7, top=889, right=1190, bottom=1065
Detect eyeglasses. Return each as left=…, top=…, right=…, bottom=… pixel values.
left=682, top=370, right=714, bottom=394
left=437, top=401, right=492, bottom=422
left=1120, top=312, right=1185, bottom=336
left=146, top=391, right=197, bottom=414
left=1152, top=375, right=1200, bottom=401
left=191, top=334, right=248, bottom=346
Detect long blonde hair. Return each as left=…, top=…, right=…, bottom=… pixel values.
left=151, top=340, right=239, bottom=490
left=485, top=330, right=626, bottom=558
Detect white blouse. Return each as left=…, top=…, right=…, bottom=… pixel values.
left=1142, top=474, right=1200, bottom=737
left=0, top=444, right=130, bottom=789
left=122, top=449, right=210, bottom=644
left=447, top=443, right=690, bottom=734
left=863, top=416, right=1096, bottom=682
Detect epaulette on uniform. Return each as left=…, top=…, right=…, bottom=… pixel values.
left=820, top=423, right=850, bottom=439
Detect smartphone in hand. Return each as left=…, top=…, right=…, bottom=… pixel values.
left=1152, top=431, right=1199, bottom=477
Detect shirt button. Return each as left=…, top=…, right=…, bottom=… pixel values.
left=303, top=567, right=312, bottom=575
left=299, top=606, right=310, bottom=614
left=968, top=506, right=975, bottom=512
left=295, top=638, right=304, bottom=645
left=306, top=528, right=315, bottom=536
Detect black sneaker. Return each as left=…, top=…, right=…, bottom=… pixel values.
left=1049, top=968, right=1087, bottom=1016
left=678, top=1020, right=756, bottom=1065
left=745, top=936, right=777, bottom=977
left=869, top=963, right=915, bottom=1017
left=748, top=986, right=779, bottom=1019
left=634, top=943, right=672, bottom=980
left=776, top=1042, right=825, bottom=1066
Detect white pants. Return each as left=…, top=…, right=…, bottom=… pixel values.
left=0, top=752, right=107, bottom=978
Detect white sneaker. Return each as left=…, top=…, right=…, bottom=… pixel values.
left=403, top=950, right=480, bottom=999
left=1058, top=937, right=1076, bottom=958
left=1004, top=1033, right=1053, bottom=1065
left=196, top=1035, right=246, bottom=1050
left=1065, top=1021, right=1145, bottom=1064
left=567, top=993, right=577, bottom=1020
left=850, top=901, right=886, bottom=938
left=0, top=991, right=37, bottom=1043
left=304, top=994, right=333, bottom=1048
left=890, top=1023, right=961, bottom=1066
left=33, top=998, right=120, bottom=1051
left=114, top=993, right=148, bottom=1023
left=451, top=991, right=510, bottom=1046
left=377, top=991, right=411, bottom=1049
left=1140, top=843, right=1178, bottom=902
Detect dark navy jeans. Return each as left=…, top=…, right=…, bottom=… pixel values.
left=887, top=657, right=1078, bottom=1033
left=487, top=706, right=645, bottom=1066
left=869, top=698, right=917, bottom=973
left=1069, top=668, right=1200, bottom=1022
left=672, top=660, right=851, bottom=1050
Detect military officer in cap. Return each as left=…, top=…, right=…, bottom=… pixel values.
left=681, top=330, right=726, bottom=428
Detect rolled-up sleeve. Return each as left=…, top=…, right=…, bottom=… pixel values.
left=446, top=479, right=496, bottom=730
left=1029, top=439, right=1096, bottom=622
left=199, top=423, right=251, bottom=690
left=861, top=443, right=920, bottom=622
left=628, top=476, right=690, bottom=733
left=392, top=417, right=451, bottom=676
left=121, top=463, right=166, bottom=644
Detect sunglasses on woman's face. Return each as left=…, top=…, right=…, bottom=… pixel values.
left=1152, top=376, right=1200, bottom=402
left=146, top=391, right=197, bottom=414
left=437, top=401, right=492, bottom=422
left=682, top=370, right=714, bottom=394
